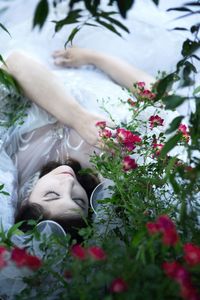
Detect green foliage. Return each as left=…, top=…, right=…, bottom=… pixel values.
left=0, top=183, right=9, bottom=196
left=0, top=88, right=30, bottom=128
left=0, top=22, right=11, bottom=37
left=33, top=0, right=49, bottom=30
left=34, top=0, right=130, bottom=45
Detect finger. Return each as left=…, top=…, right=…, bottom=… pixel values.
left=52, top=50, right=66, bottom=58
left=54, top=57, right=71, bottom=67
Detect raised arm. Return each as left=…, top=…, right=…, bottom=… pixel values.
left=0, top=51, right=108, bottom=146
left=53, top=47, right=155, bottom=91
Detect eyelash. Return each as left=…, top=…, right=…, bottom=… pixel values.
left=44, top=192, right=85, bottom=208
left=45, top=191, right=60, bottom=197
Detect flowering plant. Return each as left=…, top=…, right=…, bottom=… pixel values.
left=0, top=74, right=200, bottom=299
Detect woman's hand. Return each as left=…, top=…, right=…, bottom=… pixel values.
left=74, top=110, right=115, bottom=148
left=52, top=47, right=93, bottom=68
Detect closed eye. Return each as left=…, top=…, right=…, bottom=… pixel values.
left=73, top=198, right=85, bottom=209
left=44, top=191, right=60, bottom=201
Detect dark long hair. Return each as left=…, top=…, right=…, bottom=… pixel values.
left=15, top=159, right=100, bottom=240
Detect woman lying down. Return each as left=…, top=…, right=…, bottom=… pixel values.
left=0, top=47, right=161, bottom=236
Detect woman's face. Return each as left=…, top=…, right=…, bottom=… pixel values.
left=29, top=165, right=89, bottom=219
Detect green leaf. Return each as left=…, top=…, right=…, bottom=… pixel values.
left=64, top=26, right=80, bottom=46
left=167, top=7, right=193, bottom=12
left=160, top=133, right=182, bottom=157
left=33, top=0, right=49, bottom=30
left=181, top=39, right=200, bottom=57
left=152, top=0, right=159, bottom=5
left=0, top=191, right=10, bottom=196
left=156, top=73, right=179, bottom=99
left=52, top=9, right=82, bottom=32
left=193, top=85, right=200, bottom=95
left=115, top=0, right=135, bottom=18
left=162, top=95, right=185, bottom=110
left=96, top=19, right=121, bottom=37
left=0, top=22, right=11, bottom=37
left=0, top=184, right=4, bottom=190
left=172, top=27, right=188, bottom=31
left=0, top=69, right=22, bottom=93
left=7, top=221, right=24, bottom=239
left=0, top=54, right=7, bottom=66
left=166, top=116, right=184, bottom=134
left=100, top=13, right=129, bottom=33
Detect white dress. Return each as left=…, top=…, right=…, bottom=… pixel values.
left=0, top=0, right=197, bottom=231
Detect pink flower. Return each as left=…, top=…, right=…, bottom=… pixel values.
left=149, top=115, right=164, bottom=129
left=109, top=278, right=128, bottom=293
left=184, top=243, right=200, bottom=267
left=122, top=156, right=138, bottom=172
left=179, top=124, right=188, bottom=135
left=100, top=128, right=112, bottom=138
left=137, top=81, right=145, bottom=88
left=11, top=247, right=42, bottom=270
left=152, top=143, right=164, bottom=156
left=139, top=89, right=156, bottom=100
left=95, top=121, right=106, bottom=129
left=71, top=244, right=86, bottom=260
left=178, top=124, right=190, bottom=143
left=87, top=246, right=107, bottom=261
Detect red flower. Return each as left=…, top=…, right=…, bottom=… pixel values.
left=147, top=215, right=179, bottom=246
left=87, top=246, right=107, bottom=261
left=156, top=215, right=176, bottom=232
left=163, top=261, right=200, bottom=300
left=181, top=284, right=200, bottom=300
left=146, top=222, right=160, bottom=235
left=152, top=143, right=164, bottom=156
left=149, top=115, right=164, bottom=129
left=0, top=246, right=7, bottom=269
left=184, top=243, right=200, bottom=267
left=11, top=247, right=29, bottom=267
left=137, top=81, right=145, bottom=88
left=109, top=278, right=128, bottom=293
left=0, top=246, right=7, bottom=255
left=11, top=247, right=42, bottom=270
left=95, top=121, right=106, bottom=129
left=100, top=128, right=112, bottom=138
left=25, top=254, right=42, bottom=270
left=127, top=98, right=136, bottom=106
left=139, top=89, right=156, bottom=100
left=122, top=156, right=138, bottom=172
left=163, top=261, right=189, bottom=285
left=71, top=244, right=86, bottom=260
left=178, top=124, right=190, bottom=143
left=116, top=128, right=142, bottom=151
left=162, top=229, right=179, bottom=247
